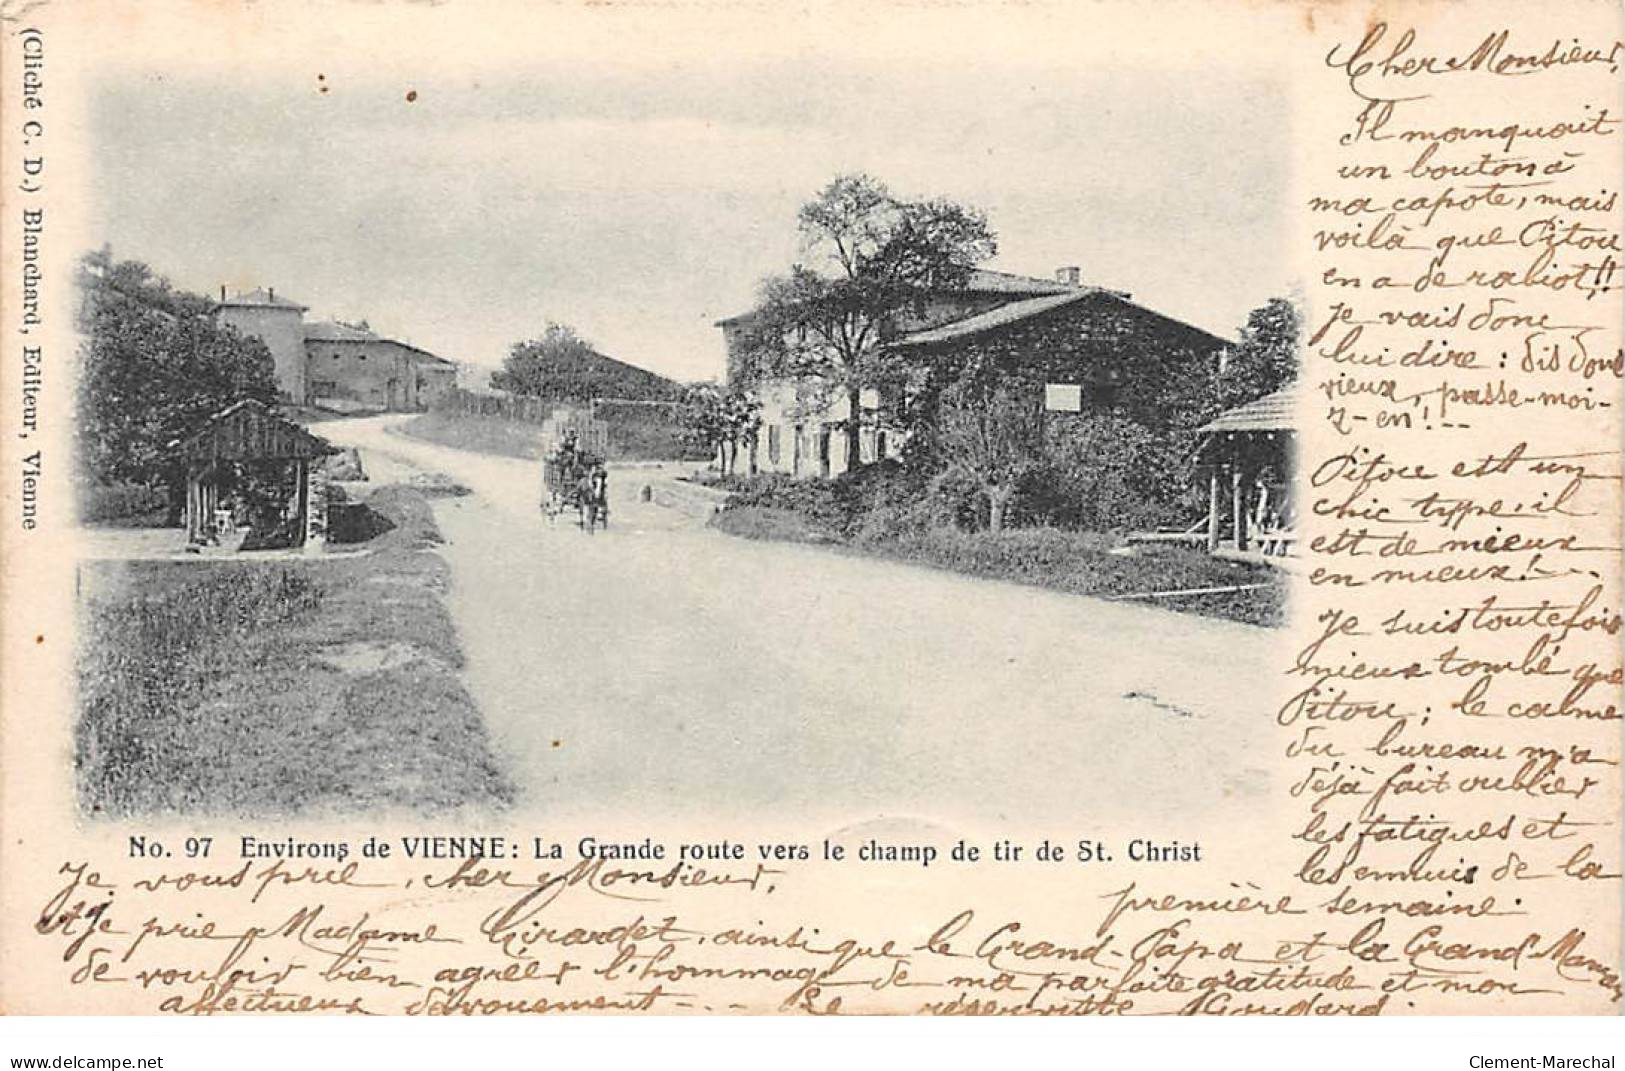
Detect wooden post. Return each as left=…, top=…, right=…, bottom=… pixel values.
left=1231, top=467, right=1247, bottom=552
left=303, top=460, right=328, bottom=554
left=185, top=468, right=200, bottom=542
left=293, top=460, right=308, bottom=547
left=1207, top=468, right=1221, bottom=552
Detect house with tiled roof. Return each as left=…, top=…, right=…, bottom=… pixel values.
left=717, top=264, right=1230, bottom=478
left=216, top=288, right=311, bottom=405
left=213, top=287, right=456, bottom=412
left=893, top=282, right=1231, bottom=431
left=304, top=318, right=457, bottom=412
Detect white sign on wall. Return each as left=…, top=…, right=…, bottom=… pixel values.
left=1044, top=383, right=1082, bottom=412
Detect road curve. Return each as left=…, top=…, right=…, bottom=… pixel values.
left=320, top=415, right=1280, bottom=828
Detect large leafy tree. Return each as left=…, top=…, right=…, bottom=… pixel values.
left=491, top=321, right=678, bottom=401
left=76, top=250, right=279, bottom=489
left=682, top=383, right=761, bottom=476
left=744, top=173, right=997, bottom=470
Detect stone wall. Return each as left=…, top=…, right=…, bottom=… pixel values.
left=306, top=340, right=417, bottom=411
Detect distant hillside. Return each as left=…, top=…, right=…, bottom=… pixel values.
left=490, top=324, right=682, bottom=402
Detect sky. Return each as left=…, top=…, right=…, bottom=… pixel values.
left=87, top=4, right=1292, bottom=385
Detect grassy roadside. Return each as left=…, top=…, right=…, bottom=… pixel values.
left=399, top=408, right=709, bottom=462
left=76, top=485, right=516, bottom=817
left=712, top=504, right=1286, bottom=628
left=398, top=410, right=546, bottom=460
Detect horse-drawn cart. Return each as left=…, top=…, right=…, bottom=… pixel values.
left=541, top=443, right=609, bottom=532
left=539, top=407, right=612, bottom=532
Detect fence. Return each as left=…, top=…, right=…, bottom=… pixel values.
left=431, top=387, right=557, bottom=424
left=430, top=388, right=707, bottom=462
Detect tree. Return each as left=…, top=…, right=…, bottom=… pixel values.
left=745, top=173, right=997, bottom=471
left=935, top=363, right=1047, bottom=533
left=492, top=321, right=678, bottom=401
left=1219, top=297, right=1300, bottom=409
left=1141, top=294, right=1302, bottom=458
left=76, top=251, right=279, bottom=492
left=683, top=383, right=760, bottom=476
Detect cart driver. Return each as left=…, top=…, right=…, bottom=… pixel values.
left=558, top=431, right=582, bottom=478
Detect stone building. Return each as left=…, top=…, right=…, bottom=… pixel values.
left=892, top=284, right=1230, bottom=430
left=215, top=288, right=310, bottom=405
left=215, top=287, right=456, bottom=411
left=718, top=268, right=1085, bottom=477
left=304, top=319, right=456, bottom=412
left=718, top=266, right=1229, bottom=478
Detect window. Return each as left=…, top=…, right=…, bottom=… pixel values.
left=767, top=424, right=781, bottom=464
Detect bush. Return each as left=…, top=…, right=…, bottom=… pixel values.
left=1018, top=413, right=1198, bottom=531
left=706, top=463, right=1284, bottom=628
left=78, top=482, right=170, bottom=525
left=715, top=473, right=845, bottom=534
left=330, top=501, right=396, bottom=544
left=711, top=505, right=839, bottom=544
left=714, top=461, right=932, bottom=540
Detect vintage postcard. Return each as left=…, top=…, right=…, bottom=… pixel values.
left=0, top=0, right=1620, bottom=1030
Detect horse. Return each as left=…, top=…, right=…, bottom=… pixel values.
left=576, top=469, right=609, bottom=532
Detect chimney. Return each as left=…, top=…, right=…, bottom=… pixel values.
left=1055, top=266, right=1081, bottom=287
left=220, top=285, right=226, bottom=301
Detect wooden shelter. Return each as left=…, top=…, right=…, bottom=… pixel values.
left=172, top=400, right=336, bottom=550
left=1195, top=384, right=1298, bottom=558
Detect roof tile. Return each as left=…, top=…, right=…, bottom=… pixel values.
left=1201, top=384, right=1299, bottom=433
left=218, top=287, right=307, bottom=311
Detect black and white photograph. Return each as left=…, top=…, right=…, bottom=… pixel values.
left=4, top=0, right=1622, bottom=1040
left=68, top=15, right=1303, bottom=824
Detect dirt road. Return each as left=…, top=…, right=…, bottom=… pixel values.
left=321, top=415, right=1277, bottom=826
